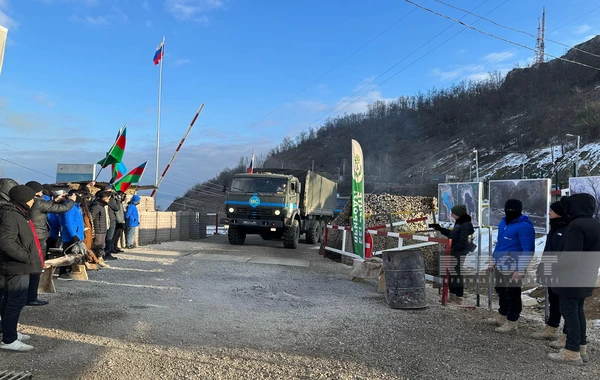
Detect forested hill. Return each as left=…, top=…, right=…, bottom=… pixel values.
left=168, top=35, right=600, bottom=212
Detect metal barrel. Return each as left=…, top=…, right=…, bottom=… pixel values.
left=382, top=250, right=428, bottom=309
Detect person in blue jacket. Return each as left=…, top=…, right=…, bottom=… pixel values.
left=57, top=191, right=85, bottom=280
left=125, top=195, right=141, bottom=249
left=487, top=199, right=535, bottom=333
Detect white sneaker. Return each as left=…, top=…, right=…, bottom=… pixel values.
left=17, top=332, right=31, bottom=341
left=0, top=340, right=34, bottom=352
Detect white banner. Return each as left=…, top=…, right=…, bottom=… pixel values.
left=0, top=26, right=7, bottom=76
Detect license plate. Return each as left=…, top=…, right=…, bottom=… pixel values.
left=242, top=220, right=257, bottom=225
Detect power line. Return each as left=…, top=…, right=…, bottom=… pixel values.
left=433, top=0, right=600, bottom=59
left=232, top=0, right=431, bottom=139
left=405, top=0, right=600, bottom=71
left=0, top=157, right=55, bottom=179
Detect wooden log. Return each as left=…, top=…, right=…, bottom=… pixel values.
left=45, top=254, right=84, bottom=268
left=38, top=266, right=56, bottom=294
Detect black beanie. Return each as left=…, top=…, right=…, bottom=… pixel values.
left=550, top=201, right=565, bottom=217
left=504, top=199, right=523, bottom=213
left=25, top=181, right=44, bottom=194
left=9, top=185, right=37, bottom=208
left=451, top=205, right=468, bottom=217
left=43, top=184, right=54, bottom=195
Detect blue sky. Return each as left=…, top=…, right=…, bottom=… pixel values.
left=1, top=0, right=599, bottom=208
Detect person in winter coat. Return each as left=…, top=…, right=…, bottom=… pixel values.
left=125, top=195, right=141, bottom=249
left=90, top=191, right=116, bottom=262
left=100, top=187, right=119, bottom=260
left=111, top=191, right=126, bottom=254
left=0, top=185, right=43, bottom=352
left=548, top=193, right=600, bottom=365
left=532, top=200, right=569, bottom=342
left=0, top=179, right=19, bottom=318
left=430, top=204, right=475, bottom=305
left=487, top=199, right=535, bottom=334
left=56, top=191, right=86, bottom=280
left=25, top=181, right=74, bottom=306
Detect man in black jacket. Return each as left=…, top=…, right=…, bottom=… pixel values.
left=549, top=193, right=600, bottom=365
left=90, top=191, right=116, bottom=262
left=431, top=204, right=475, bottom=305
left=25, top=181, right=74, bottom=304
left=533, top=200, right=569, bottom=342
left=0, top=179, right=19, bottom=318
left=0, top=185, right=42, bottom=352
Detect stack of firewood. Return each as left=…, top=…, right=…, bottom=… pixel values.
left=321, top=194, right=441, bottom=275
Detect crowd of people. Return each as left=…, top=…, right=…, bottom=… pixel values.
left=0, top=179, right=141, bottom=352
left=434, top=195, right=600, bottom=366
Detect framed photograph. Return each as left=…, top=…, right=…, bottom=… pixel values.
left=569, top=176, right=600, bottom=222
left=437, top=182, right=483, bottom=227
left=489, top=179, right=551, bottom=233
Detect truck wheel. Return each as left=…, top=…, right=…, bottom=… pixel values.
left=283, top=219, right=300, bottom=249
left=228, top=226, right=246, bottom=245
left=318, top=220, right=327, bottom=243
left=305, top=220, right=319, bottom=244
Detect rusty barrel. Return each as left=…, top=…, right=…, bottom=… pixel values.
left=382, top=250, right=428, bottom=309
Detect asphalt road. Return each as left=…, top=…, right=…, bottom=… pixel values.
left=2, top=235, right=599, bottom=379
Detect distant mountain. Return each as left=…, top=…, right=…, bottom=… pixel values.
left=169, top=35, right=600, bottom=211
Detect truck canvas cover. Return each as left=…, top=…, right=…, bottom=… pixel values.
left=255, top=169, right=337, bottom=217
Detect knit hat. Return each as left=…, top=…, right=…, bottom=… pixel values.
left=451, top=204, right=467, bottom=217
left=550, top=201, right=565, bottom=217
left=25, top=181, right=44, bottom=194
left=504, top=199, right=523, bottom=213
left=43, top=184, right=54, bottom=195
left=9, top=185, right=37, bottom=208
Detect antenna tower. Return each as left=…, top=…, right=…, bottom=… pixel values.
left=534, top=7, right=546, bottom=64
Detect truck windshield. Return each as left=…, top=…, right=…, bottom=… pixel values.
left=231, top=178, right=288, bottom=194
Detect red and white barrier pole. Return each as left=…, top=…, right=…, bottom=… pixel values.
left=151, top=103, right=205, bottom=197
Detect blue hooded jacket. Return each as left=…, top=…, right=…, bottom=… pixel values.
left=59, top=202, right=85, bottom=243
left=48, top=213, right=61, bottom=239
left=493, top=214, right=536, bottom=272
left=125, top=195, right=140, bottom=227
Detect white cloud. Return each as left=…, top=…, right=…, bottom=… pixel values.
left=0, top=0, right=19, bottom=30
left=69, top=6, right=128, bottom=25
left=32, top=92, right=55, bottom=108
left=483, top=51, right=516, bottom=63
left=573, top=24, right=592, bottom=35
left=142, top=1, right=150, bottom=11
left=174, top=58, right=191, bottom=66
left=296, top=100, right=329, bottom=113
left=432, top=64, right=485, bottom=81
left=164, top=0, right=225, bottom=21
left=145, top=20, right=152, bottom=28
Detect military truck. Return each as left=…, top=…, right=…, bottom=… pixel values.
left=224, top=169, right=338, bottom=248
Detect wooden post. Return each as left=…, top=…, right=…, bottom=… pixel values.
left=70, top=263, right=88, bottom=281
left=38, top=265, right=56, bottom=294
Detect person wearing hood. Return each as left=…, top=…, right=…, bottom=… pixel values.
left=56, top=191, right=86, bottom=280
left=25, top=181, right=74, bottom=306
left=90, top=191, right=116, bottom=262
left=111, top=191, right=126, bottom=254
left=533, top=199, right=569, bottom=342
left=548, top=193, right=600, bottom=365
left=0, top=185, right=43, bottom=352
left=487, top=199, right=535, bottom=334
left=125, top=195, right=141, bottom=249
left=0, top=179, right=19, bottom=326
left=430, top=204, right=475, bottom=305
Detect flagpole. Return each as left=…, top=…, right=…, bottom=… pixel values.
left=156, top=35, right=165, bottom=188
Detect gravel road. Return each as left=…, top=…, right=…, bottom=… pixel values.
left=2, top=235, right=599, bottom=379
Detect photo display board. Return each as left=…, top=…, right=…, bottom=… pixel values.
left=437, top=182, right=483, bottom=227
left=569, top=176, right=600, bottom=222
left=489, top=179, right=551, bottom=233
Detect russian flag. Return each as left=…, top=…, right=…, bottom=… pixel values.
left=247, top=149, right=255, bottom=174
left=153, top=39, right=164, bottom=65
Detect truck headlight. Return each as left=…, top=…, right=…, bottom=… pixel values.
left=228, top=207, right=234, bottom=213
left=274, top=210, right=281, bottom=215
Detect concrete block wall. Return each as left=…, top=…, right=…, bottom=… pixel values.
left=137, top=211, right=206, bottom=246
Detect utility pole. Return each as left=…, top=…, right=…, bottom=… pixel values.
left=342, top=159, right=347, bottom=176
left=522, top=163, right=525, bottom=179
left=473, top=149, right=480, bottom=182
left=566, top=133, right=581, bottom=177
left=534, top=7, right=546, bottom=64
left=312, top=160, right=314, bottom=171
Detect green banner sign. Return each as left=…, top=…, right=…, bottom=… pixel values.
left=351, top=139, right=365, bottom=258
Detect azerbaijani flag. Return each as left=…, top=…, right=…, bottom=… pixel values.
left=97, top=125, right=127, bottom=168
left=247, top=149, right=255, bottom=174
left=114, top=161, right=148, bottom=192
left=111, top=162, right=127, bottom=183
left=153, top=38, right=164, bottom=65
